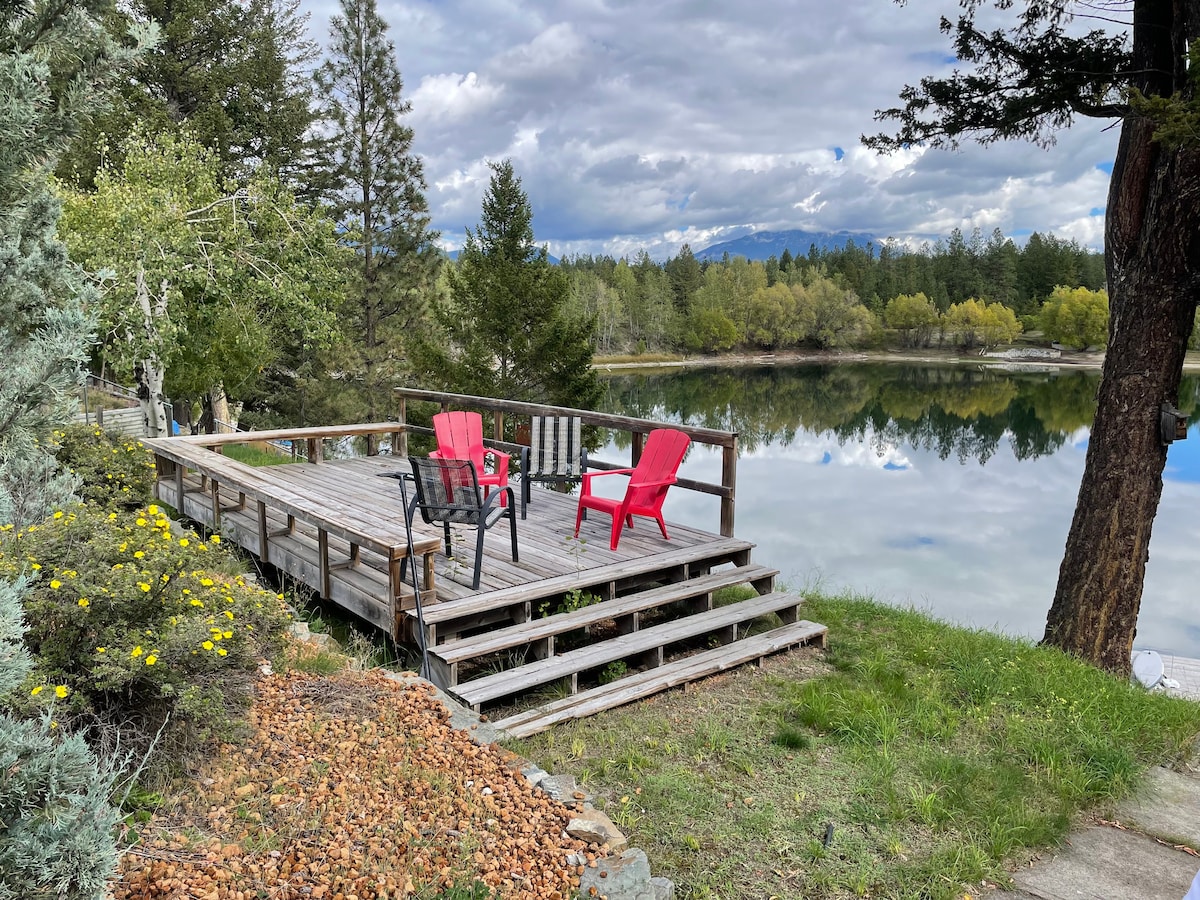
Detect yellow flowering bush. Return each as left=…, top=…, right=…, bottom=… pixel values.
left=0, top=503, right=290, bottom=754
left=51, top=424, right=156, bottom=512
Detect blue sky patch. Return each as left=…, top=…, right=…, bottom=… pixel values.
left=1096, top=161, right=1114, bottom=175
left=1090, top=207, right=1104, bottom=217
left=820, top=451, right=832, bottom=465
left=833, top=146, right=844, bottom=161
left=883, top=461, right=908, bottom=471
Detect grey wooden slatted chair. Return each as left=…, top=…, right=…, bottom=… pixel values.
left=406, top=457, right=517, bottom=590
left=520, top=415, right=587, bottom=520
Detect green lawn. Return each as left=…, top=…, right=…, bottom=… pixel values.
left=511, top=592, right=1200, bottom=899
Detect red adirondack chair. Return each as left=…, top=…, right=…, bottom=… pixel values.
left=430, top=411, right=510, bottom=505
left=574, top=428, right=691, bottom=550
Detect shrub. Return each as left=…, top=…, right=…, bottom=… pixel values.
left=0, top=503, right=291, bottom=764
left=52, top=424, right=156, bottom=512
left=0, top=579, right=121, bottom=900
left=1037, top=286, right=1109, bottom=349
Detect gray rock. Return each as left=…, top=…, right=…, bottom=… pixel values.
left=567, top=807, right=627, bottom=852
left=578, top=849, right=656, bottom=900
left=538, top=773, right=580, bottom=802
left=520, top=763, right=550, bottom=788
left=650, top=875, right=675, bottom=899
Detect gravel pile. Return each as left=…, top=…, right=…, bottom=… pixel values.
left=115, top=669, right=595, bottom=899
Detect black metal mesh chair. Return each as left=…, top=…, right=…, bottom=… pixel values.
left=406, top=456, right=517, bottom=590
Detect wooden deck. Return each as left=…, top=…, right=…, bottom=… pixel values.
left=145, top=413, right=826, bottom=734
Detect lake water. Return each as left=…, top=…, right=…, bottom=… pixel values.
left=597, top=363, right=1200, bottom=658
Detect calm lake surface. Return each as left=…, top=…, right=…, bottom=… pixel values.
left=596, top=363, right=1200, bottom=658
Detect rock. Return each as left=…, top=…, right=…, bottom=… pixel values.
left=567, top=807, right=627, bottom=852
left=521, top=763, right=550, bottom=789
left=651, top=875, right=676, bottom=899
left=541, top=774, right=591, bottom=804
left=578, top=849, right=656, bottom=900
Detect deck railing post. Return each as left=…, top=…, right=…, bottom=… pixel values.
left=721, top=438, right=737, bottom=537
left=493, top=411, right=504, bottom=443
left=632, top=431, right=645, bottom=467
left=397, top=398, right=408, bottom=458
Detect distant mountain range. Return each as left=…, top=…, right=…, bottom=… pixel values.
left=695, top=228, right=881, bottom=262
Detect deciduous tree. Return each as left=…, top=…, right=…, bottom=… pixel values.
left=866, top=1, right=1200, bottom=674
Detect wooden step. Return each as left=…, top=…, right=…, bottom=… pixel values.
left=492, top=619, right=829, bottom=737
left=428, top=564, right=779, bottom=687
left=407, top=537, right=756, bottom=645
left=450, top=591, right=809, bottom=711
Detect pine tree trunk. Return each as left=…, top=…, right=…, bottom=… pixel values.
left=1043, top=117, right=1200, bottom=674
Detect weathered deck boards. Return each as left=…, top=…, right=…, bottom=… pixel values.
left=146, top=436, right=827, bottom=729
left=146, top=445, right=755, bottom=630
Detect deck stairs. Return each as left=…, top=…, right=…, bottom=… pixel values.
left=406, top=553, right=827, bottom=736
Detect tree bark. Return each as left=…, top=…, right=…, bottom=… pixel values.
left=134, top=266, right=169, bottom=439
left=1044, top=117, right=1200, bottom=674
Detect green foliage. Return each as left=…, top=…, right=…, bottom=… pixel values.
left=0, top=577, right=120, bottom=900
left=58, top=130, right=346, bottom=424
left=0, top=2, right=151, bottom=527
left=0, top=504, right=291, bottom=763
left=52, top=425, right=155, bottom=512
left=884, top=293, right=940, bottom=347
left=314, top=0, right=441, bottom=419
left=943, top=298, right=1022, bottom=349
left=59, top=0, right=322, bottom=191
left=1038, top=285, right=1109, bottom=350
left=599, top=660, right=628, bottom=685
left=421, top=160, right=601, bottom=411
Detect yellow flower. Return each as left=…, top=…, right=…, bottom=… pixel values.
left=49, top=579, right=62, bottom=589
left=148, top=504, right=159, bottom=516
left=210, top=535, right=220, bottom=544
left=133, top=551, right=144, bottom=559
left=136, top=518, right=147, bottom=527
left=54, top=685, right=68, bottom=699
left=118, top=542, right=127, bottom=552
left=202, top=640, right=214, bottom=651
left=223, top=610, right=235, bottom=620
left=29, top=563, right=40, bottom=570
left=190, top=598, right=204, bottom=607
left=77, top=598, right=89, bottom=608
left=200, top=578, right=214, bottom=587
left=179, top=538, right=189, bottom=547
left=96, top=647, right=106, bottom=653
left=30, top=685, right=43, bottom=696
left=52, top=511, right=63, bottom=519
left=130, top=645, right=143, bottom=658
left=217, top=648, right=228, bottom=657
left=138, top=582, right=151, bottom=593
left=145, top=654, right=158, bottom=666
left=222, top=630, right=233, bottom=640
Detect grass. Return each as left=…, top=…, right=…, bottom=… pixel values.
left=221, top=442, right=295, bottom=466
left=511, top=592, right=1200, bottom=900
left=595, top=352, right=685, bottom=365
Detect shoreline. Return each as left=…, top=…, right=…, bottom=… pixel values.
left=594, top=348, right=1200, bottom=374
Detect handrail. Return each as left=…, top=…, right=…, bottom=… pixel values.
left=394, top=387, right=739, bottom=537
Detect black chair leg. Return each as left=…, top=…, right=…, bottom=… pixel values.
left=471, top=521, right=486, bottom=590
left=442, top=521, right=453, bottom=556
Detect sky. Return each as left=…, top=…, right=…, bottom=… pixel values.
left=298, top=0, right=1120, bottom=260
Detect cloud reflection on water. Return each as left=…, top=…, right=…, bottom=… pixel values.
left=601, top=365, right=1200, bottom=658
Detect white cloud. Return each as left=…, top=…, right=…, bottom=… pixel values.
left=300, top=0, right=1119, bottom=258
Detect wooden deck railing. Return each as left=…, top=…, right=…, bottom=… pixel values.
left=394, top=388, right=740, bottom=537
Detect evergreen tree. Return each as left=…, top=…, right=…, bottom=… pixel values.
left=867, top=1, right=1200, bottom=674
left=315, top=0, right=440, bottom=419
left=0, top=0, right=147, bottom=526
left=421, top=159, right=601, bottom=409
left=0, top=4, right=140, bottom=895
left=59, top=0, right=322, bottom=190
left=0, top=580, right=121, bottom=900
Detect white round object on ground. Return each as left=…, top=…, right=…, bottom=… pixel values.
left=1131, top=649, right=1165, bottom=689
